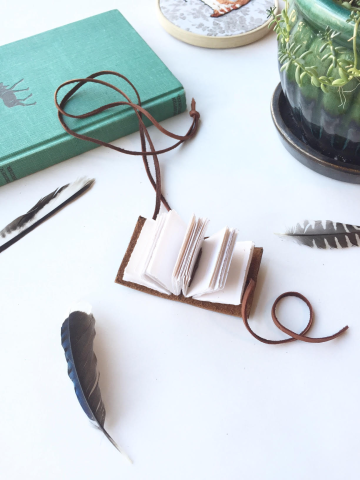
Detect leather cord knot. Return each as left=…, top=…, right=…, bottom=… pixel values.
left=241, top=279, right=349, bottom=345
left=189, top=98, right=200, bottom=120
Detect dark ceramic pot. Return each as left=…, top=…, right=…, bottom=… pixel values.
left=280, top=0, right=360, bottom=165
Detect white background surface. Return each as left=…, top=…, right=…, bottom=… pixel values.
left=1, top=1, right=359, bottom=479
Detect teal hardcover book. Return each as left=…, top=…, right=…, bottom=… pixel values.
left=0, top=10, right=186, bottom=187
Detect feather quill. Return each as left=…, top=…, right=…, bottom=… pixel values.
left=61, top=304, right=131, bottom=462
left=277, top=220, right=360, bottom=249
left=0, top=177, right=95, bottom=253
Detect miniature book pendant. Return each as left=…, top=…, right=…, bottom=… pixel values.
left=115, top=214, right=263, bottom=318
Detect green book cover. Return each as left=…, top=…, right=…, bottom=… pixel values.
left=0, top=10, right=186, bottom=187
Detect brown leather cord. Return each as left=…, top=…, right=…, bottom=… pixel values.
left=54, top=71, right=200, bottom=220
left=55, top=72, right=348, bottom=346
left=241, top=280, right=349, bottom=344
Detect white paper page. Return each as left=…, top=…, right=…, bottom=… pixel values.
left=124, top=271, right=170, bottom=294
left=216, top=229, right=238, bottom=291
left=182, top=219, right=209, bottom=296
left=181, top=219, right=207, bottom=277
left=124, top=219, right=156, bottom=279
left=196, top=241, right=254, bottom=305
left=185, top=228, right=227, bottom=298
left=172, top=216, right=209, bottom=296
left=141, top=212, right=167, bottom=278
left=172, top=214, right=196, bottom=294
left=123, top=219, right=170, bottom=295
left=173, top=214, right=196, bottom=278
left=146, top=210, right=187, bottom=294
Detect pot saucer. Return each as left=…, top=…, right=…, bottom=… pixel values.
left=271, top=83, right=360, bottom=184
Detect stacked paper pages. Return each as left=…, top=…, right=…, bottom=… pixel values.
left=124, top=210, right=254, bottom=305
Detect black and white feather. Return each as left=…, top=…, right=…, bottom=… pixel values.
left=61, top=304, right=131, bottom=462
left=278, top=220, right=360, bottom=249
left=0, top=177, right=94, bottom=253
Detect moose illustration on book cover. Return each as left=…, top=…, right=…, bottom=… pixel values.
left=0, top=79, right=36, bottom=108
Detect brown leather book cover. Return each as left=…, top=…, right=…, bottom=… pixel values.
left=115, top=216, right=263, bottom=318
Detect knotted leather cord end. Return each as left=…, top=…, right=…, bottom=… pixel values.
left=190, top=98, right=200, bottom=120
left=241, top=280, right=349, bottom=345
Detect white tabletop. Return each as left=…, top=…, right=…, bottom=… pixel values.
left=1, top=1, right=359, bottom=479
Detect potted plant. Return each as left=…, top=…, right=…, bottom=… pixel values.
left=269, top=0, right=360, bottom=178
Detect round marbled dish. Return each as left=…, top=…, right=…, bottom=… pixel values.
left=159, top=0, right=275, bottom=39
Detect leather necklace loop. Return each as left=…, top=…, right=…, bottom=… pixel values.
left=241, top=280, right=349, bottom=345
left=54, top=71, right=200, bottom=220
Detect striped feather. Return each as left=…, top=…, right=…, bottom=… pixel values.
left=0, top=178, right=94, bottom=253
left=278, top=220, right=360, bottom=249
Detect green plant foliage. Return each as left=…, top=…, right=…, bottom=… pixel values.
left=334, top=0, right=360, bottom=10
left=267, top=0, right=360, bottom=102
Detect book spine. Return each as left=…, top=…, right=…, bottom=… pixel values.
left=0, top=87, right=187, bottom=187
